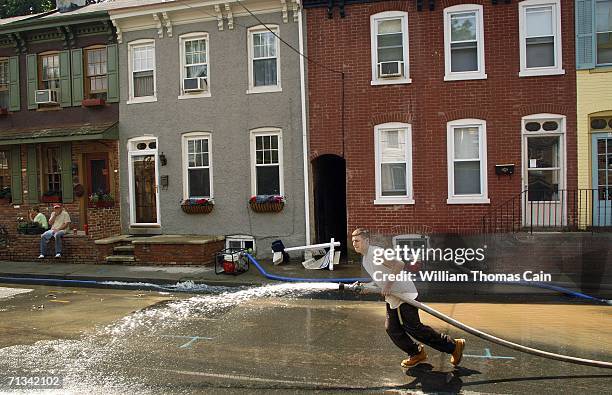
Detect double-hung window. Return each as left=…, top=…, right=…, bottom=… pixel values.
left=182, top=132, right=212, bottom=199
left=250, top=128, right=283, bottom=196
left=0, top=151, right=9, bottom=190
left=597, top=0, right=612, bottom=65
left=447, top=119, right=489, bottom=204
left=248, top=26, right=281, bottom=93
left=519, top=0, right=564, bottom=77
left=129, top=40, right=156, bottom=102
left=85, top=46, right=108, bottom=99
left=45, top=147, right=62, bottom=194
left=39, top=53, right=60, bottom=91
left=444, top=5, right=486, bottom=81
left=374, top=123, right=413, bottom=204
left=370, top=11, right=410, bottom=85
left=0, top=59, right=8, bottom=109
left=180, top=33, right=209, bottom=97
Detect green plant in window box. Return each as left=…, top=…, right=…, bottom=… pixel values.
left=88, top=192, right=115, bottom=208
left=41, top=190, right=62, bottom=203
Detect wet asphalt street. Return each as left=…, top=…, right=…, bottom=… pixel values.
left=0, top=283, right=610, bottom=394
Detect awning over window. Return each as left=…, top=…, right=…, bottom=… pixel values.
left=0, top=122, right=118, bottom=145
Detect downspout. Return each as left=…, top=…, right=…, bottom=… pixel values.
left=298, top=2, right=311, bottom=246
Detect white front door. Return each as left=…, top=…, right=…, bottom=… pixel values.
left=522, top=116, right=566, bottom=228
left=127, top=138, right=160, bottom=226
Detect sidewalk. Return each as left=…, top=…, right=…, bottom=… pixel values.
left=0, top=259, right=609, bottom=301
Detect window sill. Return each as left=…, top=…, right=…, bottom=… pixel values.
left=589, top=66, right=612, bottom=74
left=35, top=106, right=61, bottom=112
left=370, top=78, right=412, bottom=86
left=127, top=96, right=157, bottom=105
left=178, top=92, right=211, bottom=100
left=374, top=198, right=415, bottom=205
left=444, top=73, right=487, bottom=81
left=518, top=68, right=565, bottom=78
left=447, top=197, right=490, bottom=205
left=246, top=86, right=282, bottom=94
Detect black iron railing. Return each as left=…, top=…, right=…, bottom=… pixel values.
left=482, top=189, right=612, bottom=234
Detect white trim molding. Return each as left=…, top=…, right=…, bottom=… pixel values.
left=446, top=119, right=490, bottom=204
left=181, top=131, right=213, bottom=200
left=249, top=127, right=284, bottom=196
left=443, top=4, right=487, bottom=81
left=126, top=136, right=161, bottom=226
left=247, top=25, right=282, bottom=94
left=370, top=11, right=411, bottom=86
left=518, top=0, right=565, bottom=77
left=374, top=122, right=414, bottom=205
left=127, top=39, right=157, bottom=104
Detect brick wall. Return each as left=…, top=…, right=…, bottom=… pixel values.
left=0, top=234, right=98, bottom=263
left=134, top=239, right=225, bottom=266
left=305, top=1, right=577, bottom=236
left=87, top=207, right=121, bottom=240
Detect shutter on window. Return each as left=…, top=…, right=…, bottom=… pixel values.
left=576, top=0, right=596, bottom=69
left=26, top=54, right=37, bottom=110
left=8, top=56, right=20, bottom=111
left=26, top=145, right=39, bottom=204
left=106, top=44, right=119, bottom=103
left=59, top=50, right=72, bottom=107
left=71, top=48, right=83, bottom=106
left=60, top=143, right=73, bottom=203
left=9, top=146, right=22, bottom=204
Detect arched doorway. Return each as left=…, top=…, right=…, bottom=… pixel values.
left=312, top=155, right=347, bottom=255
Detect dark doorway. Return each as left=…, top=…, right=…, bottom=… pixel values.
left=313, top=155, right=347, bottom=255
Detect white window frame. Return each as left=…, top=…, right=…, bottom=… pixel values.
left=126, top=136, right=161, bottom=226
left=446, top=119, right=490, bottom=204
left=596, top=0, right=612, bottom=66
left=518, top=0, right=565, bottom=77
left=370, top=11, right=411, bottom=85
left=443, top=4, right=487, bottom=81
left=247, top=25, right=282, bottom=94
left=127, top=39, right=157, bottom=104
left=250, top=128, right=284, bottom=196
left=179, top=32, right=211, bottom=99
left=374, top=122, right=414, bottom=205
left=226, top=235, right=256, bottom=254
left=182, top=132, right=213, bottom=200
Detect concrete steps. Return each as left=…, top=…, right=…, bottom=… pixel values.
left=105, top=255, right=135, bottom=263
left=113, top=245, right=134, bottom=255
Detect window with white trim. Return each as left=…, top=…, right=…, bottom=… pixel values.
left=447, top=119, right=489, bottom=204
left=250, top=129, right=283, bottom=195
left=182, top=133, right=212, bottom=199
left=128, top=40, right=156, bottom=102
left=248, top=26, right=281, bottom=93
left=519, top=0, right=564, bottom=77
left=180, top=33, right=209, bottom=97
left=374, top=123, right=413, bottom=204
left=370, top=11, right=410, bottom=85
left=596, top=0, right=612, bottom=65
left=444, top=4, right=486, bottom=81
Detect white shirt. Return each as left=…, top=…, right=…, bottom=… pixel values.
left=361, top=245, right=418, bottom=308
left=50, top=210, right=71, bottom=231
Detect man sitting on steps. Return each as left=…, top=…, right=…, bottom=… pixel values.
left=38, top=204, right=71, bottom=259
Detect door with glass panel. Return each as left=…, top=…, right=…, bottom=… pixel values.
left=522, top=119, right=565, bottom=228
left=128, top=138, right=159, bottom=226
left=592, top=133, right=612, bottom=227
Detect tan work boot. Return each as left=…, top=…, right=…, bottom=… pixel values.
left=401, top=345, right=427, bottom=368
left=450, top=339, right=465, bottom=366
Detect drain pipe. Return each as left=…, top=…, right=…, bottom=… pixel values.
left=298, top=2, right=311, bottom=246
left=340, top=283, right=612, bottom=369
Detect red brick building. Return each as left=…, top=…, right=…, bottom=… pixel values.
left=304, top=0, right=577, bottom=244
left=0, top=5, right=121, bottom=263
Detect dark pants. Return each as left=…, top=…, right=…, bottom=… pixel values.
left=386, top=302, right=456, bottom=356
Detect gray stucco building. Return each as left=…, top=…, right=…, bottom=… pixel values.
left=109, top=0, right=307, bottom=255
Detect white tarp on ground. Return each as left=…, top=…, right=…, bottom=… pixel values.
left=0, top=287, right=33, bottom=300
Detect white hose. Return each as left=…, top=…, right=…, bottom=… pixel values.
left=341, top=283, right=612, bottom=369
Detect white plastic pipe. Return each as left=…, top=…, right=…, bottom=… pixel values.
left=297, top=2, right=311, bottom=246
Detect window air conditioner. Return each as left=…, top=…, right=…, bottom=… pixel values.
left=35, top=89, right=58, bottom=104
left=392, top=234, right=430, bottom=263
left=378, top=61, right=403, bottom=78
left=183, top=77, right=207, bottom=92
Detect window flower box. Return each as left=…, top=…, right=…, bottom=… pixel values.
left=41, top=191, right=62, bottom=203
left=82, top=98, right=106, bottom=107
left=249, top=195, right=285, bottom=213
left=181, top=198, right=214, bottom=214
left=88, top=192, right=114, bottom=208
